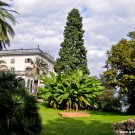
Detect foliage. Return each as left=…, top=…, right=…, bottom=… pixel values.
left=103, top=30, right=135, bottom=114
left=112, top=118, right=135, bottom=135
left=0, top=59, right=8, bottom=70
left=26, top=57, right=48, bottom=80
left=100, top=74, right=113, bottom=90
left=0, top=1, right=18, bottom=50
left=97, top=90, right=121, bottom=112
left=26, top=57, right=48, bottom=96
left=0, top=71, right=42, bottom=135
left=39, top=70, right=104, bottom=110
left=55, top=8, right=89, bottom=74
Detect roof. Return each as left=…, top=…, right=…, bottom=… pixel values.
left=0, top=48, right=55, bottom=64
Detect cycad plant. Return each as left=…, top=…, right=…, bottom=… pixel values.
left=39, top=70, right=104, bottom=110
left=0, top=71, right=42, bottom=135
left=26, top=57, right=48, bottom=96
left=0, top=1, right=18, bottom=50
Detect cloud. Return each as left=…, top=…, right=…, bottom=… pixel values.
left=89, top=62, right=107, bottom=77
left=88, top=50, right=106, bottom=60
left=84, top=0, right=135, bottom=18
left=5, top=0, right=135, bottom=77
left=87, top=50, right=107, bottom=76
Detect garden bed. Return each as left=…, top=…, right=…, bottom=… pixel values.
left=59, top=112, right=90, bottom=117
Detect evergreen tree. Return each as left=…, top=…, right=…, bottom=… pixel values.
left=55, top=9, right=89, bottom=74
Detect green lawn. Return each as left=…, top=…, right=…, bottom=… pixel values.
left=37, top=103, right=135, bottom=135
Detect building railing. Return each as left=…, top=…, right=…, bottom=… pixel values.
left=11, top=71, right=26, bottom=75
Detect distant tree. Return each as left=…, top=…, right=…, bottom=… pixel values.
left=0, top=1, right=17, bottom=50
left=97, top=90, right=121, bottom=112
left=55, top=8, right=89, bottom=74
left=99, top=74, right=113, bottom=90
left=26, top=57, right=48, bottom=96
left=103, top=30, right=135, bottom=114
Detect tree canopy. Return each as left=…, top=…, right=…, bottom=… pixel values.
left=55, top=8, right=89, bottom=74
left=103, top=30, right=135, bottom=114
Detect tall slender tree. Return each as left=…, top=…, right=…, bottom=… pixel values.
left=0, top=1, right=17, bottom=50
left=55, top=8, right=89, bottom=74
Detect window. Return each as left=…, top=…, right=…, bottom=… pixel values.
left=25, top=66, right=31, bottom=71
left=10, top=67, right=15, bottom=72
left=27, top=79, right=30, bottom=88
left=25, top=58, right=32, bottom=63
left=30, top=80, right=33, bottom=93
left=11, top=58, right=15, bottom=64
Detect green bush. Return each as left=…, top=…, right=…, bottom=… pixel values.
left=97, top=90, right=121, bottom=112
left=39, top=70, right=104, bottom=110
left=0, top=71, right=42, bottom=135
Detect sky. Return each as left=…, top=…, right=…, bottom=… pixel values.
left=4, top=0, right=135, bottom=76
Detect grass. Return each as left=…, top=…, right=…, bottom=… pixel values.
left=37, top=103, right=135, bottom=135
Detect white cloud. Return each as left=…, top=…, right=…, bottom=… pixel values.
left=4, top=0, right=135, bottom=76
left=87, top=50, right=107, bottom=76
left=88, top=50, right=106, bottom=59
left=89, top=62, right=107, bottom=77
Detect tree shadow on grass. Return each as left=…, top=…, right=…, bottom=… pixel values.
left=38, top=117, right=115, bottom=135
left=88, top=110, right=125, bottom=116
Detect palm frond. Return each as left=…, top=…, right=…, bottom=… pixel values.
left=0, top=1, right=17, bottom=50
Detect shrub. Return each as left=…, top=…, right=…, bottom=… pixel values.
left=0, top=71, right=42, bottom=135
left=97, top=90, right=121, bottom=112
left=39, top=70, right=104, bottom=110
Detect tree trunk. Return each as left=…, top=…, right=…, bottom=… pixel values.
left=76, top=104, right=78, bottom=111
left=34, top=80, right=38, bottom=97
left=66, top=98, right=72, bottom=110
left=66, top=103, right=69, bottom=110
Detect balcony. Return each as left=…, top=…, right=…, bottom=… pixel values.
left=11, top=71, right=26, bottom=76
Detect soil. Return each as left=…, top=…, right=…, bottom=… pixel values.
left=59, top=112, right=90, bottom=117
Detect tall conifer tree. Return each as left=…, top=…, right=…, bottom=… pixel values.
left=55, top=8, right=89, bottom=74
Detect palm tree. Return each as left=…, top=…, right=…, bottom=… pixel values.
left=0, top=1, right=17, bottom=50
left=26, top=57, right=48, bottom=96
left=0, top=59, right=8, bottom=70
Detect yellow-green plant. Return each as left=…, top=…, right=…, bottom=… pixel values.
left=39, top=70, right=104, bottom=110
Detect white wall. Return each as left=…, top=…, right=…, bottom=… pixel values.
left=0, top=53, right=56, bottom=91
left=0, top=55, right=55, bottom=73
left=0, top=55, right=37, bottom=71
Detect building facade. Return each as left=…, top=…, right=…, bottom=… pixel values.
left=0, top=48, right=55, bottom=93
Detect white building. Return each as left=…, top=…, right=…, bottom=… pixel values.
left=0, top=48, right=55, bottom=93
